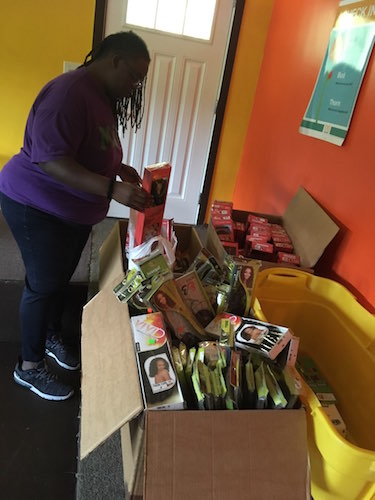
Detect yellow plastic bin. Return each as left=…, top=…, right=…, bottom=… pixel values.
left=253, top=268, right=375, bottom=500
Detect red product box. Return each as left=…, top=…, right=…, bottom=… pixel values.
left=250, top=230, right=271, bottom=241
left=277, top=252, right=300, bottom=265
left=135, top=163, right=171, bottom=247
left=246, top=235, right=268, bottom=244
left=222, top=241, right=239, bottom=256
left=250, top=228, right=271, bottom=240
left=248, top=214, right=269, bottom=225
left=212, top=200, right=233, bottom=210
left=212, top=214, right=232, bottom=222
left=271, top=224, right=287, bottom=234
left=212, top=218, right=233, bottom=230
left=212, top=216, right=234, bottom=241
left=249, top=241, right=275, bottom=261
left=245, top=234, right=267, bottom=255
left=250, top=224, right=271, bottom=234
left=250, top=221, right=271, bottom=230
left=274, top=241, right=294, bottom=253
left=161, top=218, right=174, bottom=241
left=251, top=242, right=274, bottom=254
left=272, top=234, right=292, bottom=244
left=211, top=208, right=232, bottom=217
left=218, top=233, right=235, bottom=242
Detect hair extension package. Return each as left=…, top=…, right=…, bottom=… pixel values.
left=130, top=311, right=185, bottom=410
left=205, top=313, right=292, bottom=361
left=226, top=258, right=261, bottom=317
left=134, top=162, right=171, bottom=247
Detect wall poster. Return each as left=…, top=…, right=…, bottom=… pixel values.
left=300, top=0, right=375, bottom=145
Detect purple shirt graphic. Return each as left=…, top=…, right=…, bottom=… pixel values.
left=0, top=67, right=122, bottom=225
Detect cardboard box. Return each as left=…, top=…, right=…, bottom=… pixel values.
left=80, top=279, right=310, bottom=498
left=80, top=220, right=310, bottom=498
left=206, top=187, right=339, bottom=272
left=144, top=410, right=309, bottom=500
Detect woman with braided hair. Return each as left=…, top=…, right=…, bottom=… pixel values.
left=0, top=31, right=152, bottom=401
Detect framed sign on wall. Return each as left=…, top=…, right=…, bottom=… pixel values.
left=300, top=0, right=375, bottom=146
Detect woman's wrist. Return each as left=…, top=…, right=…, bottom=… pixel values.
left=106, top=177, right=116, bottom=200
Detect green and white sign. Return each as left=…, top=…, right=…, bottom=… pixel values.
left=300, top=0, right=375, bottom=145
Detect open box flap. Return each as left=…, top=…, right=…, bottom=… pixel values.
left=99, top=221, right=128, bottom=290
left=205, top=221, right=227, bottom=267
left=80, top=274, right=143, bottom=459
left=174, top=224, right=204, bottom=266
left=145, top=409, right=310, bottom=499
left=283, top=187, right=339, bottom=268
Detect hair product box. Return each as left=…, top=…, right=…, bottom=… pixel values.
left=130, top=312, right=185, bottom=411
left=205, top=313, right=292, bottom=361
left=134, top=162, right=171, bottom=247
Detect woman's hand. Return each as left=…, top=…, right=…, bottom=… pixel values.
left=39, top=157, right=151, bottom=211
left=112, top=181, right=152, bottom=212
left=118, top=164, right=142, bottom=185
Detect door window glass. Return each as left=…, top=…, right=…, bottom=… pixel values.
left=125, top=0, right=216, bottom=40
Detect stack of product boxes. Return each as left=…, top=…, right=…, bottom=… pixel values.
left=119, top=185, right=305, bottom=414
left=210, top=200, right=300, bottom=265
left=210, top=200, right=238, bottom=254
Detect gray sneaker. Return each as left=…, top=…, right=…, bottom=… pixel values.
left=45, top=336, right=80, bottom=371
left=14, top=358, right=74, bottom=401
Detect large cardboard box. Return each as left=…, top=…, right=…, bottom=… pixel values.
left=80, top=220, right=310, bottom=498
left=144, top=411, right=309, bottom=500
left=206, top=187, right=340, bottom=271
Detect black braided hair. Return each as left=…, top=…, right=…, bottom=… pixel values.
left=84, top=31, right=150, bottom=133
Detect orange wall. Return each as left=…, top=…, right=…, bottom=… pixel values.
left=234, top=0, right=375, bottom=311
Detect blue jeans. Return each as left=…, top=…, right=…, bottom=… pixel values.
left=1, top=193, right=91, bottom=362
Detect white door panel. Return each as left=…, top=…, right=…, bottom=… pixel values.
left=105, top=0, right=234, bottom=223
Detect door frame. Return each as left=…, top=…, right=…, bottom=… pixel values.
left=92, top=0, right=245, bottom=224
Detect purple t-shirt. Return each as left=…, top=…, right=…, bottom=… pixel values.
left=0, top=67, right=122, bottom=225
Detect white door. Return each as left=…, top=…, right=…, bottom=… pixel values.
left=105, top=0, right=234, bottom=223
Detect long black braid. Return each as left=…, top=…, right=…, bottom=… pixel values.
left=83, top=31, right=150, bottom=134
left=116, top=78, right=146, bottom=133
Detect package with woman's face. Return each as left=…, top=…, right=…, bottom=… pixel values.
left=144, top=353, right=176, bottom=394
left=234, top=318, right=292, bottom=361
left=205, top=313, right=292, bottom=361
left=131, top=312, right=185, bottom=409
left=237, top=325, right=269, bottom=345
left=175, top=270, right=215, bottom=327
left=148, top=279, right=206, bottom=348
left=227, top=259, right=261, bottom=317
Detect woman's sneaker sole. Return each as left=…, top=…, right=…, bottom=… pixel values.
left=14, top=370, right=74, bottom=401
left=45, top=349, right=80, bottom=371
